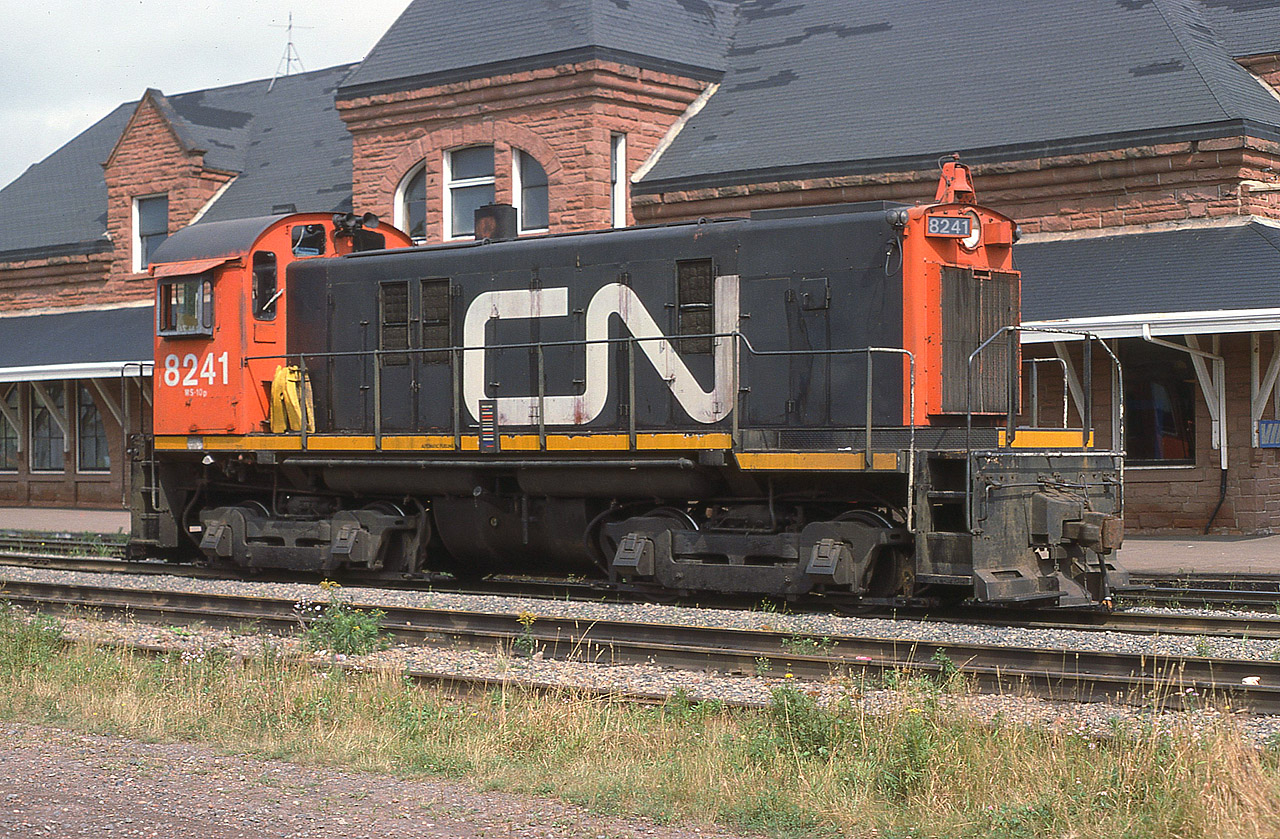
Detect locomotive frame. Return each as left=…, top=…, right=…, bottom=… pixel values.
left=129, top=162, right=1128, bottom=608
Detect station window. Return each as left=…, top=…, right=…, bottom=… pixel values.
left=0, top=385, right=18, bottom=472
left=420, top=279, right=452, bottom=362
left=676, top=258, right=715, bottom=354
left=157, top=274, right=214, bottom=337
left=380, top=281, right=410, bottom=366
left=610, top=133, right=627, bottom=228
left=133, top=194, right=169, bottom=272
left=252, top=252, right=279, bottom=320
left=444, top=146, right=495, bottom=239
left=513, top=151, right=549, bottom=233
left=398, top=165, right=427, bottom=241
left=290, top=225, right=326, bottom=257
left=77, top=385, right=110, bottom=473
left=30, top=382, right=64, bottom=473
left=1122, top=341, right=1196, bottom=465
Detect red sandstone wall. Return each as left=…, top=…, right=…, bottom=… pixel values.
left=0, top=254, right=113, bottom=312
left=338, top=61, right=708, bottom=237
left=102, top=96, right=233, bottom=284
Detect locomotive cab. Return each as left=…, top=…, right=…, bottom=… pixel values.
left=150, top=213, right=412, bottom=437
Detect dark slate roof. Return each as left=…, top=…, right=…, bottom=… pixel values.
left=1199, top=0, right=1280, bottom=57
left=0, top=306, right=154, bottom=367
left=337, top=0, right=738, bottom=98
left=637, top=0, right=1280, bottom=193
left=1017, top=221, right=1280, bottom=321
left=178, top=65, right=357, bottom=223
left=0, top=65, right=356, bottom=259
left=0, top=103, right=133, bottom=260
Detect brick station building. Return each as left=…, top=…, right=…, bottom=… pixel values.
left=3, top=0, right=1280, bottom=534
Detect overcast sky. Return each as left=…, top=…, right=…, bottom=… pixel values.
left=0, top=0, right=411, bottom=190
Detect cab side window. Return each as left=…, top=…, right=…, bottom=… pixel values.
left=157, top=274, right=214, bottom=338
left=252, top=251, right=279, bottom=320
left=291, top=225, right=326, bottom=257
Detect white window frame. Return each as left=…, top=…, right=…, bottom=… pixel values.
left=132, top=193, right=169, bottom=273
left=610, top=133, right=627, bottom=228
left=442, top=146, right=495, bottom=241
left=394, top=162, right=428, bottom=243
left=511, top=151, right=549, bottom=235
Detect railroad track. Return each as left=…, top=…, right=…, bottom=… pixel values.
left=5, top=548, right=1280, bottom=639
left=8, top=529, right=1280, bottom=610
left=3, top=577, right=1279, bottom=714
left=1126, top=588, right=1280, bottom=610
left=0, top=532, right=127, bottom=561
left=1125, top=573, right=1280, bottom=611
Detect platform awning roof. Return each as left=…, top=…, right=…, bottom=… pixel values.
left=1021, top=307, right=1280, bottom=344
left=0, top=305, right=154, bottom=382
left=1016, top=218, right=1280, bottom=343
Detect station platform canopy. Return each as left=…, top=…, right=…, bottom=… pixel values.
left=0, top=304, right=154, bottom=382
left=1017, top=217, right=1280, bottom=342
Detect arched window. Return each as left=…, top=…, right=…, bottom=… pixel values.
left=397, top=164, right=428, bottom=241
left=444, top=146, right=495, bottom=239
left=513, top=151, right=549, bottom=233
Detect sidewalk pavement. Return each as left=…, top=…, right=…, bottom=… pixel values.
left=0, top=507, right=130, bottom=534
left=1119, top=534, right=1280, bottom=576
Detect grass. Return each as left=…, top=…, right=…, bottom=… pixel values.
left=298, top=580, right=389, bottom=656
left=2, top=601, right=1280, bottom=838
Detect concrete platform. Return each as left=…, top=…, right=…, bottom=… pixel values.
left=1119, top=535, right=1280, bottom=577
left=0, top=507, right=130, bottom=535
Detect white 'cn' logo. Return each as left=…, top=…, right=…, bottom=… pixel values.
left=463, top=276, right=739, bottom=425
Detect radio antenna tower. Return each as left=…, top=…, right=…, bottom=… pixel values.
left=268, top=12, right=312, bottom=92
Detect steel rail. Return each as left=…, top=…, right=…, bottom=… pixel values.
left=1130, top=572, right=1280, bottom=591
left=5, top=551, right=1280, bottom=638
left=4, top=578, right=1280, bottom=714
left=108, top=638, right=707, bottom=708
left=942, top=606, right=1280, bottom=639
left=1124, top=588, right=1280, bottom=611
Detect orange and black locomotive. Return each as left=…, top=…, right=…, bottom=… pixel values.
left=131, top=161, right=1126, bottom=607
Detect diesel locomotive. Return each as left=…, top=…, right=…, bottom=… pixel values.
left=130, top=161, right=1127, bottom=607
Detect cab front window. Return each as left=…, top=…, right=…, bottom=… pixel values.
left=157, top=274, right=214, bottom=337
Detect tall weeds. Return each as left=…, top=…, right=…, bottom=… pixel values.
left=1, top=604, right=1277, bottom=838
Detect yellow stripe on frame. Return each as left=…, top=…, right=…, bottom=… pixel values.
left=998, top=429, right=1094, bottom=448
left=735, top=451, right=900, bottom=471
left=154, top=432, right=734, bottom=453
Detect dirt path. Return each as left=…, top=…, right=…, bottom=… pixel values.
left=0, top=724, right=746, bottom=839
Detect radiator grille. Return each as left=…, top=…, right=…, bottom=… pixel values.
left=940, top=267, right=1019, bottom=413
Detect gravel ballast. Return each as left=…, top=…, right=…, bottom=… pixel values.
left=4, top=564, right=1280, bottom=661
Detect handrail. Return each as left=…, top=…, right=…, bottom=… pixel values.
left=120, top=361, right=158, bottom=510
left=965, top=325, right=1124, bottom=532
left=1022, top=357, right=1070, bottom=428
left=243, top=333, right=919, bottom=528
